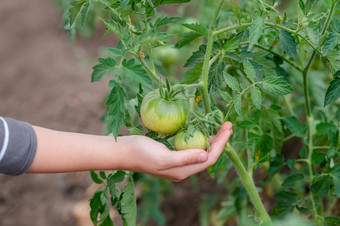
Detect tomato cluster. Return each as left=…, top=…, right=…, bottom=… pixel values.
left=141, top=89, right=208, bottom=150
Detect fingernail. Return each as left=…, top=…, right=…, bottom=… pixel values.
left=198, top=153, right=208, bottom=162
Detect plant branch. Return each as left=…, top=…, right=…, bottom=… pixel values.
left=254, top=44, right=303, bottom=72
left=224, top=144, right=272, bottom=224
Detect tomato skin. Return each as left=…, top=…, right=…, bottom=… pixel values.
left=174, top=129, right=207, bottom=151
left=141, top=90, right=189, bottom=134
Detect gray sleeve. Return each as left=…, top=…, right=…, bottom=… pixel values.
left=0, top=117, right=37, bottom=176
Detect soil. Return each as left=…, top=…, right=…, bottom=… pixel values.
left=0, top=1, right=227, bottom=226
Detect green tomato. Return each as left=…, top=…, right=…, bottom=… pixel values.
left=154, top=46, right=180, bottom=66
left=174, top=129, right=207, bottom=151
left=141, top=90, right=189, bottom=134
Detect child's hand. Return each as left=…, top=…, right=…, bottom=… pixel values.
left=121, top=122, right=233, bottom=182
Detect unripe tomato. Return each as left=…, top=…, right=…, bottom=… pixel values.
left=141, top=90, right=189, bottom=134
left=154, top=46, right=180, bottom=67
left=174, top=129, right=207, bottom=150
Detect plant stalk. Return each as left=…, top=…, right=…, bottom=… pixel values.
left=224, top=144, right=272, bottom=225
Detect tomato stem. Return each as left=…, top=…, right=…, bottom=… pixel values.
left=224, top=144, right=272, bottom=225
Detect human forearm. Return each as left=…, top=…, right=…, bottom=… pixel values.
left=27, top=126, right=131, bottom=173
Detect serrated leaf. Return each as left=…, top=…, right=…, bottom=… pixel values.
left=181, top=23, right=208, bottom=37
left=282, top=174, right=304, bottom=188
left=327, top=50, right=340, bottom=71
left=184, top=44, right=206, bottom=67
left=311, top=174, right=331, bottom=198
left=262, top=76, right=294, bottom=97
left=219, top=90, right=232, bottom=103
left=249, top=16, right=265, bottom=49
left=325, top=216, right=340, bottom=226
left=99, top=17, right=123, bottom=40
left=255, top=134, right=273, bottom=161
left=322, top=33, right=338, bottom=56
left=251, top=86, right=262, bottom=110
left=283, top=116, right=306, bottom=137
left=208, top=61, right=225, bottom=91
left=272, top=191, right=299, bottom=217
left=122, top=59, right=153, bottom=88
left=316, top=122, right=337, bottom=135
left=106, top=80, right=126, bottom=139
left=330, top=164, right=340, bottom=197
left=238, top=118, right=257, bottom=129
left=120, top=182, right=137, bottom=226
left=175, top=31, right=202, bottom=48
left=312, top=152, right=326, bottom=165
left=223, top=32, right=242, bottom=52
left=181, top=62, right=203, bottom=84
left=279, top=29, right=297, bottom=59
left=107, top=47, right=123, bottom=57
left=324, top=72, right=340, bottom=106
left=91, top=57, right=116, bottom=82
left=154, top=17, right=181, bottom=27
left=243, top=59, right=256, bottom=82
left=69, top=0, right=87, bottom=26
left=223, top=72, right=240, bottom=92
left=233, top=94, right=242, bottom=116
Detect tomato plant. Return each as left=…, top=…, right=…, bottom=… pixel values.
left=61, top=0, right=340, bottom=225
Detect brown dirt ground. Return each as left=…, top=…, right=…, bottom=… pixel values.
left=0, top=1, right=227, bottom=226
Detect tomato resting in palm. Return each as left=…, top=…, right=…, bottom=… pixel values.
left=141, top=89, right=189, bottom=134
left=174, top=129, right=207, bottom=151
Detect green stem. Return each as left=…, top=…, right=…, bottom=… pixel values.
left=213, top=23, right=252, bottom=36
left=224, top=144, right=272, bottom=225
left=282, top=95, right=295, bottom=117
left=283, top=133, right=296, bottom=143
left=148, top=45, right=156, bottom=75
left=200, top=0, right=225, bottom=113
left=254, top=44, right=303, bottom=72
left=130, top=51, right=165, bottom=85
left=172, top=83, right=201, bottom=91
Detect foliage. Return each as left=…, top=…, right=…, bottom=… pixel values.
left=61, top=0, right=340, bottom=225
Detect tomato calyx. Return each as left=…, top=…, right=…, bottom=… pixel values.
left=158, top=79, right=183, bottom=101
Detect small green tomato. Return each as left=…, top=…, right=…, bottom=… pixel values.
left=174, top=129, right=208, bottom=151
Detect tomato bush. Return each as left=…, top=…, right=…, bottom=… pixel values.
left=61, top=0, right=340, bottom=225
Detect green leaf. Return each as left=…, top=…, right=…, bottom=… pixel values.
left=175, top=31, right=202, bottom=48
left=324, top=71, right=340, bottom=106
left=181, top=23, right=208, bottom=37
left=69, top=0, right=87, bottom=26
left=91, top=57, right=116, bottom=82
left=251, top=86, right=262, bottom=110
left=327, top=50, right=340, bottom=71
left=90, top=171, right=103, bottom=184
left=120, top=182, right=137, bottom=226
left=237, top=118, right=257, bottom=129
left=312, top=152, right=326, bottom=165
left=122, top=59, right=153, bottom=88
left=262, top=76, right=294, bottom=97
left=223, top=32, right=242, bottom=52
left=184, top=44, right=206, bottom=67
left=154, top=17, right=181, bottom=27
left=282, top=174, right=304, bottom=188
left=255, top=134, right=273, bottom=161
left=139, top=32, right=175, bottom=45
left=208, top=61, right=225, bottom=91
left=233, top=94, right=242, bottom=116
left=311, top=174, right=331, bottom=198
left=243, top=59, right=256, bottom=83
left=316, top=122, right=337, bottom=135
left=223, top=72, right=240, bottom=92
left=322, top=33, right=338, bottom=56
left=283, top=116, right=306, bottom=138
left=272, top=191, right=299, bottom=217
left=219, top=90, right=232, bottom=103
left=279, top=29, right=297, bottom=59
left=106, top=80, right=126, bottom=139
left=99, top=17, right=123, bottom=40
left=330, top=164, right=340, bottom=197
left=325, top=216, right=340, bottom=226
left=249, top=16, right=265, bottom=49
left=181, top=62, right=203, bottom=84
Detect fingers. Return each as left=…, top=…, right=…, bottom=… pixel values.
left=158, top=122, right=233, bottom=181
left=162, top=149, right=208, bottom=169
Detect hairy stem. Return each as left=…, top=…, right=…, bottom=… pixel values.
left=224, top=144, right=272, bottom=224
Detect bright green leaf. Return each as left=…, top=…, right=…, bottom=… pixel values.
left=279, top=29, right=297, bottom=59
left=249, top=16, right=265, bottom=49
left=324, top=71, right=340, bottom=106
left=243, top=59, right=256, bottom=83
left=262, top=76, right=294, bottom=97
left=223, top=72, right=240, bottom=92
left=283, top=116, right=306, bottom=138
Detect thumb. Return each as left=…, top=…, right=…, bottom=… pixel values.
left=164, top=149, right=208, bottom=169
